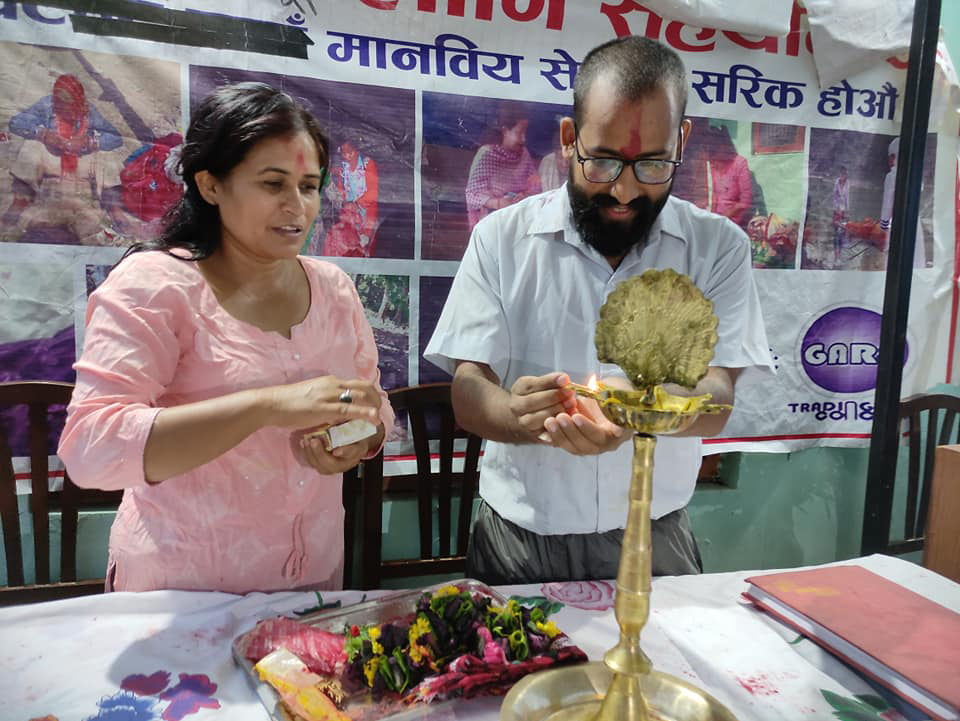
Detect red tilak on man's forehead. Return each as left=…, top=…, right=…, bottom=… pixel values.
left=619, top=126, right=646, bottom=158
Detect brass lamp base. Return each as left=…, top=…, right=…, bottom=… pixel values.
left=501, top=271, right=736, bottom=721
left=500, top=662, right=737, bottom=721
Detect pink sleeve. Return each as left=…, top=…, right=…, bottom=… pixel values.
left=58, top=256, right=183, bottom=490
left=341, top=273, right=395, bottom=457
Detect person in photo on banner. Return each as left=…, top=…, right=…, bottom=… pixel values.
left=464, top=103, right=542, bottom=230
left=831, top=165, right=849, bottom=266
left=538, top=115, right=571, bottom=192
left=878, top=136, right=927, bottom=270
left=58, top=82, right=394, bottom=594
left=323, top=139, right=380, bottom=257
left=425, top=36, right=774, bottom=584
left=843, top=136, right=928, bottom=271
left=2, top=73, right=124, bottom=245
left=705, top=122, right=753, bottom=230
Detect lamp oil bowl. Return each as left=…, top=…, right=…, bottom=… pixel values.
left=500, top=269, right=738, bottom=721
left=567, top=382, right=730, bottom=435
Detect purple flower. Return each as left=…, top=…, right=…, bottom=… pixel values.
left=158, top=674, right=220, bottom=720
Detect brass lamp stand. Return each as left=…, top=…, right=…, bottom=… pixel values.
left=500, top=269, right=738, bottom=721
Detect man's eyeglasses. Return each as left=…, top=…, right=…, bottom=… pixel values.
left=573, top=123, right=684, bottom=185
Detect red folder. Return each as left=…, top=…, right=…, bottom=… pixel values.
left=743, top=565, right=960, bottom=721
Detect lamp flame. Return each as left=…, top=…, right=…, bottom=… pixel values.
left=588, top=374, right=599, bottom=391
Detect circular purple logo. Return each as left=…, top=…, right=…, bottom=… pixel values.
left=800, top=307, right=908, bottom=393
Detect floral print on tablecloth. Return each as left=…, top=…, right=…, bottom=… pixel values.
left=540, top=580, right=615, bottom=611
left=30, top=670, right=220, bottom=721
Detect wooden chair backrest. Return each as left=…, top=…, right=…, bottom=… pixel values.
left=882, top=393, right=960, bottom=555
left=344, top=382, right=482, bottom=589
left=0, top=381, right=122, bottom=605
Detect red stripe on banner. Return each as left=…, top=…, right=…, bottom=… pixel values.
left=14, top=470, right=65, bottom=481
left=384, top=451, right=484, bottom=463
left=948, top=154, right=960, bottom=382
left=705, top=433, right=872, bottom=443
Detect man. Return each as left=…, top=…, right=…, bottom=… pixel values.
left=424, top=36, right=773, bottom=584
left=878, top=137, right=926, bottom=270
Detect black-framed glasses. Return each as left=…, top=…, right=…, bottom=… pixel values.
left=573, top=123, right=684, bottom=185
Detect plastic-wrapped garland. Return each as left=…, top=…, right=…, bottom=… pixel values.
left=342, top=587, right=561, bottom=695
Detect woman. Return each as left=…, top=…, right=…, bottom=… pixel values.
left=58, top=83, right=394, bottom=593
left=464, top=106, right=541, bottom=229
left=706, top=124, right=752, bottom=229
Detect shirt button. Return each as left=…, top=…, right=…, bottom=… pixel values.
left=298, top=479, right=305, bottom=487
left=293, top=353, right=301, bottom=360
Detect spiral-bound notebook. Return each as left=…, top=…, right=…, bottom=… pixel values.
left=743, top=565, right=960, bottom=721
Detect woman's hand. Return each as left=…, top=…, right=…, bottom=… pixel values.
left=142, top=375, right=383, bottom=484
left=298, top=424, right=383, bottom=475
left=266, top=375, right=381, bottom=430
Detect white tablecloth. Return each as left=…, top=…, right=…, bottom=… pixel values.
left=1, top=554, right=956, bottom=721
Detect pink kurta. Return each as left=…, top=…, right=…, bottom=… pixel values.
left=58, top=251, right=394, bottom=593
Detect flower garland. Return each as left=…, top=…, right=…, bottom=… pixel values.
left=342, top=585, right=566, bottom=700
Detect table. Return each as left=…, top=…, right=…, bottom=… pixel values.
left=2, top=554, right=956, bottom=721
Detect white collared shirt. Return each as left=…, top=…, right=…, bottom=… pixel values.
left=424, top=186, right=773, bottom=533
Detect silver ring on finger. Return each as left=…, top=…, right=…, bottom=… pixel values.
left=339, top=388, right=353, bottom=404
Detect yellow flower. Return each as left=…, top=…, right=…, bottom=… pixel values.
left=372, top=640, right=384, bottom=655
left=409, top=644, right=423, bottom=664
left=368, top=626, right=381, bottom=640
left=408, top=616, right=433, bottom=665
left=363, top=656, right=379, bottom=686
left=409, top=616, right=432, bottom=641
left=434, top=585, right=460, bottom=598
left=536, top=620, right=560, bottom=638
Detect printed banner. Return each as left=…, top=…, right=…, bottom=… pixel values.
left=0, top=0, right=957, bottom=460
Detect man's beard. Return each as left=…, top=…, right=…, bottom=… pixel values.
left=567, top=178, right=670, bottom=258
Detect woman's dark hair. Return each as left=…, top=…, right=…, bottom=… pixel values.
left=126, top=82, right=329, bottom=260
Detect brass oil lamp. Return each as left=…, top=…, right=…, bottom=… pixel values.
left=501, top=268, right=738, bottom=721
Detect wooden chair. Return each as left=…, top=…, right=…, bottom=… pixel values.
left=862, top=393, right=960, bottom=556
left=0, top=381, right=122, bottom=605
left=344, top=382, right=482, bottom=590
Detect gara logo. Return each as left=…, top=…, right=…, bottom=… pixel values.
left=799, top=306, right=908, bottom=394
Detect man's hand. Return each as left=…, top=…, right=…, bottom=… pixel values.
left=508, top=372, right=577, bottom=440
left=539, top=393, right=628, bottom=456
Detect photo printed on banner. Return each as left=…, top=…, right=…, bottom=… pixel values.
left=672, top=116, right=806, bottom=269
left=421, top=92, right=570, bottom=261
left=351, top=272, right=410, bottom=442
left=802, top=128, right=936, bottom=271
left=418, top=275, right=455, bottom=385
left=0, top=43, right=181, bottom=247
left=190, top=66, right=415, bottom=260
